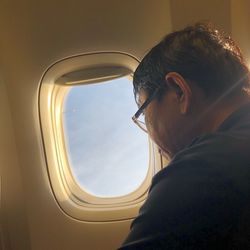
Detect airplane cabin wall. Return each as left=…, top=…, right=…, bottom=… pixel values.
left=0, top=76, right=30, bottom=249
left=0, top=1, right=171, bottom=249
left=231, top=0, right=250, bottom=67
left=170, top=0, right=231, bottom=33
left=0, top=0, right=249, bottom=249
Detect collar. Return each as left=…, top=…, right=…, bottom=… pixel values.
left=217, top=102, right=250, bottom=132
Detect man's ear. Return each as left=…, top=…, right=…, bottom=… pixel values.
left=165, top=72, right=192, bottom=114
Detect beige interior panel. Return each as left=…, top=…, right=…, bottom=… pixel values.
left=231, top=0, right=250, bottom=66
left=0, top=77, right=30, bottom=249
left=170, top=0, right=231, bottom=33
left=0, top=0, right=249, bottom=249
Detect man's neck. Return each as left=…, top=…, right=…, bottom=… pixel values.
left=202, top=93, right=250, bottom=133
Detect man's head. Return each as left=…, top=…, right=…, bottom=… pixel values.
left=133, top=23, right=250, bottom=158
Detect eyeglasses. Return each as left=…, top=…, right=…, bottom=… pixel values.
left=132, top=86, right=162, bottom=133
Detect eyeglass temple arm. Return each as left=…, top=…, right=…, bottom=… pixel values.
left=134, top=87, right=161, bottom=118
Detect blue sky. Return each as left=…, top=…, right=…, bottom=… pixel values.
left=62, top=77, right=149, bottom=197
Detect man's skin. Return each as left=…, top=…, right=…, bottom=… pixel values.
left=139, top=72, right=250, bottom=159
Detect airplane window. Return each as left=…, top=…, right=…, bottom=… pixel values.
left=62, top=77, right=149, bottom=198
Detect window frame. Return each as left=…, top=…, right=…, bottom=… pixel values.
left=39, top=52, right=163, bottom=221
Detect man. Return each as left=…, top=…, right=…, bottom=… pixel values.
left=119, top=23, right=250, bottom=249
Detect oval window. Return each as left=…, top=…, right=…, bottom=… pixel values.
left=62, top=77, right=149, bottom=198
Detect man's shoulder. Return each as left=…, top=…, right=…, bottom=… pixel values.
left=120, top=130, right=250, bottom=250
left=153, top=131, right=250, bottom=188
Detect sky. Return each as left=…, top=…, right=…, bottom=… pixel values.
left=62, top=77, right=149, bottom=197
